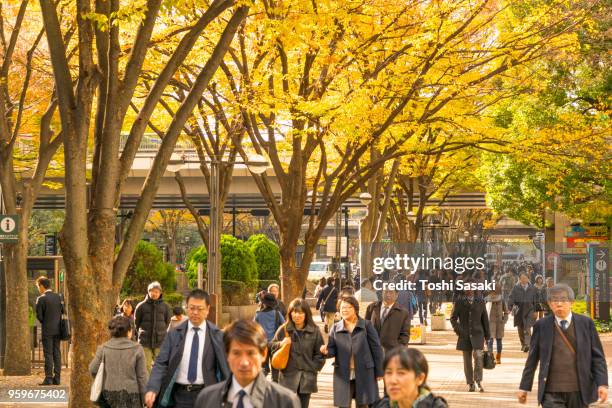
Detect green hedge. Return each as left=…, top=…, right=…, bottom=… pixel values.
left=222, top=280, right=253, bottom=305
left=247, top=234, right=280, bottom=281
left=164, top=293, right=184, bottom=307
left=258, top=280, right=280, bottom=292
left=186, top=235, right=259, bottom=289
left=122, top=240, right=176, bottom=296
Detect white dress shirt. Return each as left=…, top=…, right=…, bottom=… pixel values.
left=176, top=320, right=207, bottom=384
left=227, top=376, right=254, bottom=408
left=555, top=312, right=573, bottom=329
left=380, top=303, right=393, bottom=321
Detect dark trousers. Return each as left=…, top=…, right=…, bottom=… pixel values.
left=173, top=387, right=202, bottom=408
left=42, top=335, right=61, bottom=380
left=462, top=349, right=483, bottom=384
left=517, top=323, right=532, bottom=348
left=487, top=338, right=503, bottom=353
left=542, top=392, right=586, bottom=408
left=263, top=350, right=279, bottom=382
left=418, top=301, right=428, bottom=324
left=298, top=393, right=311, bottom=408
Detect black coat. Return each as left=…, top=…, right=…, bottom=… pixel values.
left=327, top=318, right=384, bottom=407
left=365, top=301, right=411, bottom=352
left=508, top=283, right=538, bottom=327
left=146, top=320, right=230, bottom=407
left=271, top=321, right=325, bottom=394
left=135, top=295, right=171, bottom=348
left=316, top=285, right=338, bottom=313
left=194, top=372, right=300, bottom=408
left=35, top=291, right=63, bottom=337
left=519, top=314, right=608, bottom=406
left=450, top=297, right=490, bottom=351
left=373, top=393, right=448, bottom=408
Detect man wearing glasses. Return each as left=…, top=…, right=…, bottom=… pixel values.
left=518, top=283, right=608, bottom=407
left=145, top=289, right=229, bottom=408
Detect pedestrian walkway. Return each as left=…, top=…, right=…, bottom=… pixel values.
left=2, top=315, right=611, bottom=407
left=310, top=315, right=612, bottom=408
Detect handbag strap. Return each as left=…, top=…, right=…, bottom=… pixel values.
left=323, top=287, right=336, bottom=306
left=554, top=323, right=576, bottom=355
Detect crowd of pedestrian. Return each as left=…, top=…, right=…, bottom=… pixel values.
left=33, top=265, right=608, bottom=408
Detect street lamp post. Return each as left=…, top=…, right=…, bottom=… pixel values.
left=168, top=153, right=268, bottom=324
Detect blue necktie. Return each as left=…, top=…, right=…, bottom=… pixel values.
left=561, top=320, right=568, bottom=331
left=236, top=389, right=247, bottom=408
left=187, top=327, right=200, bottom=383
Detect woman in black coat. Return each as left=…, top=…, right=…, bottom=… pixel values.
left=374, top=347, right=448, bottom=408
left=271, top=298, right=325, bottom=408
left=321, top=296, right=384, bottom=408
left=450, top=284, right=490, bottom=393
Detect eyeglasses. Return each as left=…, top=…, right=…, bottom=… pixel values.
left=188, top=306, right=207, bottom=312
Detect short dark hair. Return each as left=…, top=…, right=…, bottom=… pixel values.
left=172, top=306, right=184, bottom=316
left=223, top=319, right=268, bottom=354
left=287, top=298, right=316, bottom=327
left=108, top=315, right=132, bottom=338
left=36, top=276, right=51, bottom=289
left=186, top=289, right=210, bottom=305
left=383, top=347, right=430, bottom=391
left=338, top=295, right=360, bottom=315
left=319, top=277, right=327, bottom=286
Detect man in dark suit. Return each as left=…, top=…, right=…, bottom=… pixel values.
left=365, top=288, right=411, bottom=353
left=195, top=319, right=300, bottom=407
left=35, top=276, right=63, bottom=385
left=508, top=272, right=538, bottom=352
left=518, top=283, right=608, bottom=407
left=145, top=289, right=229, bottom=408
left=450, top=283, right=490, bottom=393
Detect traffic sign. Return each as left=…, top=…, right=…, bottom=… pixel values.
left=0, top=215, right=19, bottom=243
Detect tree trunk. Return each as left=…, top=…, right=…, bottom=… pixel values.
left=279, top=234, right=300, bottom=303
left=3, top=224, right=31, bottom=375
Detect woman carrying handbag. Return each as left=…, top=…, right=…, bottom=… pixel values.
left=89, top=316, right=148, bottom=407
left=271, top=298, right=326, bottom=408
left=320, top=295, right=385, bottom=408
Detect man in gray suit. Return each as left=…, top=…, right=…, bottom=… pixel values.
left=145, top=289, right=229, bottom=408
left=195, top=319, right=300, bottom=408
left=35, top=276, right=63, bottom=385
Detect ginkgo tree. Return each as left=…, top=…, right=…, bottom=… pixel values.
left=0, top=0, right=63, bottom=375
left=220, top=0, right=587, bottom=301
left=37, top=0, right=249, bottom=405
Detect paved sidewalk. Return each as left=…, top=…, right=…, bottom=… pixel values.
left=310, top=317, right=612, bottom=408
left=2, top=316, right=611, bottom=407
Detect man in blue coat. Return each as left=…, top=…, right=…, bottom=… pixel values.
left=518, top=283, right=608, bottom=407
left=144, top=289, right=229, bottom=408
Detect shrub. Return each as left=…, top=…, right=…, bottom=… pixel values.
left=164, top=292, right=184, bottom=307
left=247, top=234, right=280, bottom=281
left=186, top=235, right=258, bottom=289
left=122, top=240, right=176, bottom=296
left=222, top=280, right=252, bottom=305
left=258, top=279, right=280, bottom=292
left=572, top=300, right=587, bottom=315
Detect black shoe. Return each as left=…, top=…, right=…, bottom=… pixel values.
left=477, top=382, right=484, bottom=392
left=39, top=379, right=53, bottom=386
left=523, top=346, right=529, bottom=353
left=52, top=377, right=60, bottom=385
left=468, top=384, right=475, bottom=392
